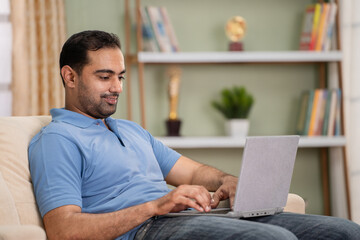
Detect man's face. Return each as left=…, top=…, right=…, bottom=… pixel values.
left=72, top=47, right=125, bottom=119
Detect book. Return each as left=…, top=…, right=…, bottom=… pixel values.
left=327, top=89, right=339, bottom=136
left=315, top=89, right=328, bottom=135
left=303, top=90, right=315, bottom=135
left=322, top=89, right=333, bottom=135
left=299, top=3, right=337, bottom=52
left=299, top=5, right=315, bottom=50
left=296, top=91, right=310, bottom=135
left=323, top=2, right=337, bottom=51
left=296, top=89, right=343, bottom=136
left=146, top=6, right=173, bottom=52
left=140, top=7, right=159, bottom=52
left=159, top=7, right=179, bottom=52
left=315, top=3, right=329, bottom=51
left=309, top=3, right=322, bottom=51
left=335, top=89, right=342, bottom=135
left=308, top=89, right=322, bottom=136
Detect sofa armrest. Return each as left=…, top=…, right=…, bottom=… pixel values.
left=284, top=193, right=306, bottom=214
left=0, top=225, right=46, bottom=240
left=214, top=193, right=306, bottom=214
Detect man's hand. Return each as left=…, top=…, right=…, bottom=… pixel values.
left=210, top=175, right=238, bottom=209
left=165, top=156, right=238, bottom=210
left=151, top=185, right=212, bottom=216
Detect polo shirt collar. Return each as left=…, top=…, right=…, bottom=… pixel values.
left=50, top=108, right=111, bottom=129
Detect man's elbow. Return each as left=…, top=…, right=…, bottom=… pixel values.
left=43, top=206, right=84, bottom=240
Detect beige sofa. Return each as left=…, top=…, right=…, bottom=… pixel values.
left=0, top=116, right=305, bottom=239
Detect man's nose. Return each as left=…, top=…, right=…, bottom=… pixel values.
left=110, top=79, right=123, bottom=93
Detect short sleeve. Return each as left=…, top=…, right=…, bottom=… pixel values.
left=29, top=133, right=83, bottom=217
left=147, top=133, right=181, bottom=177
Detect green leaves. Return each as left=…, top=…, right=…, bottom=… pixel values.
left=211, top=86, right=254, bottom=119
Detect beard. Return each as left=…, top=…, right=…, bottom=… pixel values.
left=77, top=79, right=119, bottom=119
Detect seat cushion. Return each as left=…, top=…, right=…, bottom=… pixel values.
left=0, top=116, right=51, bottom=227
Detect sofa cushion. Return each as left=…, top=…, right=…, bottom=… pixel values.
left=0, top=225, right=46, bottom=240
left=0, top=171, right=19, bottom=225
left=0, top=116, right=51, bottom=227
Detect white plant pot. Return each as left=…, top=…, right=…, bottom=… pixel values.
left=225, top=119, right=249, bottom=137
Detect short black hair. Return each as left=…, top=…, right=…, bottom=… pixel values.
left=59, top=30, right=121, bottom=85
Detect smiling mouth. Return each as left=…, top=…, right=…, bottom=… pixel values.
left=102, top=94, right=119, bottom=105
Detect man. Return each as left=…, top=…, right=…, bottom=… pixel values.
left=29, top=30, right=360, bottom=240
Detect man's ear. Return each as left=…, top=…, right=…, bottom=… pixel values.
left=61, top=65, right=77, bottom=88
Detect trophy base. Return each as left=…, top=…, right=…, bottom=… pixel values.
left=229, top=42, right=243, bottom=51
left=166, top=119, right=182, bottom=136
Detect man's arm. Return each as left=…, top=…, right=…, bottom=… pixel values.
left=165, top=156, right=238, bottom=208
left=43, top=203, right=153, bottom=240
left=43, top=183, right=212, bottom=240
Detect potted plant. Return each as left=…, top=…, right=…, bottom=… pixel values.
left=211, top=86, right=254, bottom=137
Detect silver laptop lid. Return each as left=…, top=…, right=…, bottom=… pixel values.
left=233, top=135, right=299, bottom=213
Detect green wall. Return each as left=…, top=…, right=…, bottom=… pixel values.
left=65, top=0, right=325, bottom=214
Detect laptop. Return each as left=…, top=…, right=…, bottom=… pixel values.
left=166, top=135, right=300, bottom=218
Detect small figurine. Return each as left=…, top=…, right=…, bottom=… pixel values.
left=166, top=66, right=182, bottom=136
left=226, top=16, right=247, bottom=51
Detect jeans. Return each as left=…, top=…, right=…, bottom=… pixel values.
left=134, top=213, right=360, bottom=240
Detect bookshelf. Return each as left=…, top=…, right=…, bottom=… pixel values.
left=124, top=0, right=350, bottom=219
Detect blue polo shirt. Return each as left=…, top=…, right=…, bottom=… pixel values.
left=28, top=108, right=181, bottom=240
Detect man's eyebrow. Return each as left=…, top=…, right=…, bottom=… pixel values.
left=94, top=69, right=126, bottom=75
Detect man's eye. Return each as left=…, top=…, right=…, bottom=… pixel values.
left=119, top=76, right=125, bottom=81
left=100, top=76, right=110, bottom=80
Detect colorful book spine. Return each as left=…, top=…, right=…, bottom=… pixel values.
left=315, top=89, right=328, bottom=135
left=140, top=7, right=159, bottom=52
left=323, top=2, right=338, bottom=51
left=327, top=89, right=338, bottom=136
left=296, top=89, right=342, bottom=136
left=159, top=7, right=179, bottom=52
left=315, top=3, right=329, bottom=51
left=335, top=89, right=342, bottom=136
left=296, top=91, right=310, bottom=135
left=308, top=89, right=321, bottom=135
left=309, top=3, right=322, bottom=51
left=299, top=3, right=337, bottom=52
left=322, top=89, right=332, bottom=135
left=146, top=6, right=174, bottom=52
left=303, top=90, right=315, bottom=135
left=299, top=5, right=315, bottom=51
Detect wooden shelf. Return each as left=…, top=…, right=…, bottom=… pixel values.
left=138, top=51, right=343, bottom=64
left=155, top=136, right=346, bottom=149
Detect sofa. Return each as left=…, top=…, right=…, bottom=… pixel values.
left=0, top=116, right=305, bottom=239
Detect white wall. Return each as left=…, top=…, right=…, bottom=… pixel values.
left=0, top=0, right=12, bottom=116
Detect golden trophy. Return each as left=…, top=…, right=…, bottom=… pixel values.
left=225, top=16, right=246, bottom=51
left=166, top=66, right=182, bottom=136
